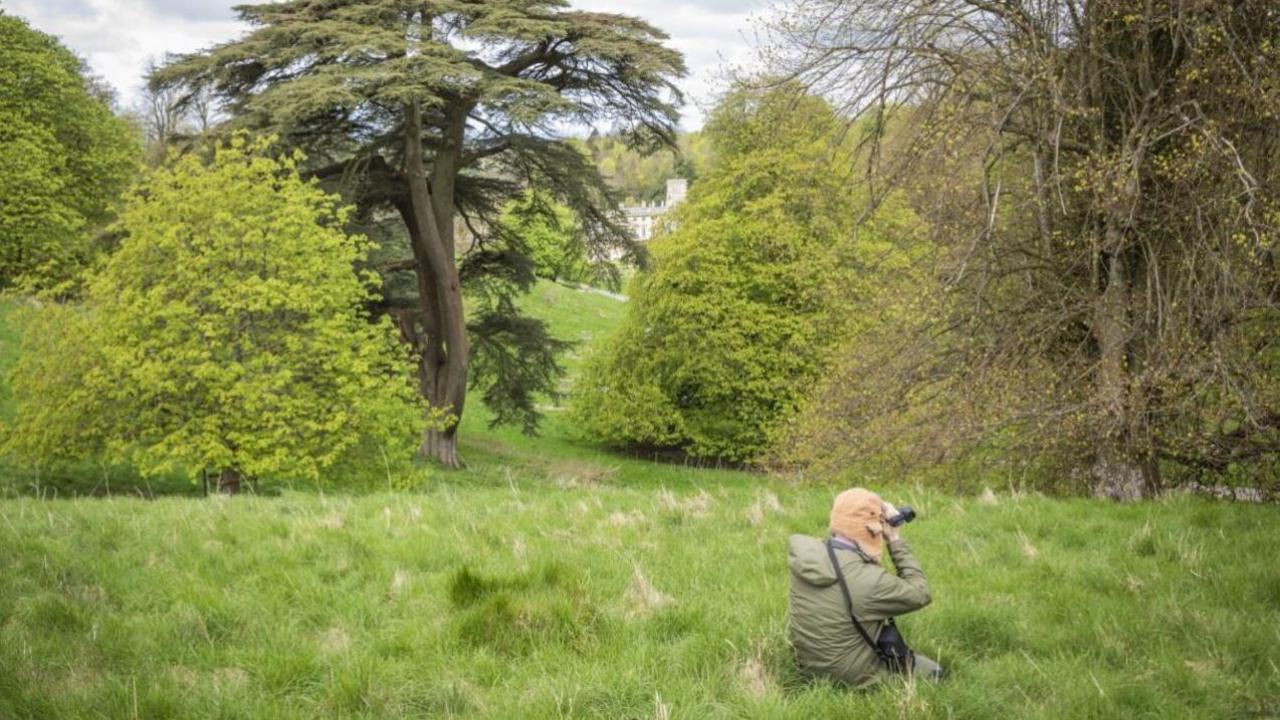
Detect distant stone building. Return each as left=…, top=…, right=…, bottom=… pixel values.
left=622, top=178, right=688, bottom=241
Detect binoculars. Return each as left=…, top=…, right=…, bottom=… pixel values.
left=887, top=505, right=917, bottom=527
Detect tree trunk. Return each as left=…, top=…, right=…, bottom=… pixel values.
left=212, top=467, right=243, bottom=495
left=422, top=428, right=460, bottom=468
left=1091, top=248, right=1150, bottom=500
left=403, top=99, right=469, bottom=468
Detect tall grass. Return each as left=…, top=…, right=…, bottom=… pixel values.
left=1, top=485, right=1277, bottom=718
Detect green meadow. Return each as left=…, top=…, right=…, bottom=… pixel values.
left=1, top=283, right=1278, bottom=719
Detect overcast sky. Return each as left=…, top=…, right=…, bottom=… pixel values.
left=3, top=0, right=767, bottom=130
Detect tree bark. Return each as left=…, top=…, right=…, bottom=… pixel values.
left=212, top=467, right=243, bottom=495
left=403, top=99, right=469, bottom=468
left=1090, top=247, right=1150, bottom=500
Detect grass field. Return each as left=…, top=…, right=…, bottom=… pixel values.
left=1, top=284, right=1278, bottom=719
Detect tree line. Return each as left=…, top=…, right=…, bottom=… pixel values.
left=0, top=4, right=682, bottom=489
left=3, top=1, right=1277, bottom=498
left=577, top=0, right=1280, bottom=498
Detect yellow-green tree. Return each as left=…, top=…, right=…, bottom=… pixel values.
left=0, top=13, right=139, bottom=292
left=3, top=137, right=427, bottom=492
left=571, top=86, right=925, bottom=463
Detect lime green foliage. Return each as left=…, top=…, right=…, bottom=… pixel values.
left=0, top=281, right=618, bottom=497
left=0, top=299, right=18, bottom=425
left=0, top=14, right=139, bottom=291
left=576, top=131, right=711, bottom=203
left=0, top=485, right=1276, bottom=718
left=498, top=191, right=591, bottom=285
left=2, top=137, right=428, bottom=484
left=571, top=86, right=923, bottom=462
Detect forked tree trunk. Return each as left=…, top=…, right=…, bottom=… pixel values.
left=402, top=99, right=469, bottom=469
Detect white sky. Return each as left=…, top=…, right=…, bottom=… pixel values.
left=2, top=0, right=767, bottom=130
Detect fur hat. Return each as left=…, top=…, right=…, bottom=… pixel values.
left=829, top=488, right=887, bottom=561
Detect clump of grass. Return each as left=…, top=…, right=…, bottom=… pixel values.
left=447, top=563, right=600, bottom=656
left=447, top=563, right=565, bottom=608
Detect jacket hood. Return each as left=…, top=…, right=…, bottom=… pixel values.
left=830, top=488, right=887, bottom=561
left=788, top=534, right=838, bottom=587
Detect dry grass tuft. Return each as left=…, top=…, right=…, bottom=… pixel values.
left=746, top=491, right=786, bottom=525
left=318, top=627, right=351, bottom=654
left=389, top=569, right=410, bottom=597
left=1018, top=529, right=1039, bottom=558
left=607, top=510, right=647, bottom=527
left=625, top=565, right=671, bottom=618
left=738, top=652, right=771, bottom=698
left=551, top=460, right=618, bottom=489
left=657, top=488, right=714, bottom=518
left=212, top=667, right=249, bottom=690
left=318, top=512, right=345, bottom=529
left=654, top=692, right=672, bottom=720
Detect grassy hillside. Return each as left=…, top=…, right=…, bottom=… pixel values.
left=457, top=282, right=749, bottom=491
left=1, top=284, right=1278, bottom=719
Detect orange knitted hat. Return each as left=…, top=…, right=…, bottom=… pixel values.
left=829, top=487, right=887, bottom=561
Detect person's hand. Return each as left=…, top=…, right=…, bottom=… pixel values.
left=881, top=501, right=901, bottom=542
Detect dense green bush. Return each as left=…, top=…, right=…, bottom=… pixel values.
left=0, top=14, right=138, bottom=292
left=571, top=86, right=925, bottom=462
left=2, top=137, right=428, bottom=488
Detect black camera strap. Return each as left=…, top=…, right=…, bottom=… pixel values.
left=825, top=539, right=892, bottom=665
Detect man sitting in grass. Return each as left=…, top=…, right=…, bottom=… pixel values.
left=787, top=488, right=943, bottom=687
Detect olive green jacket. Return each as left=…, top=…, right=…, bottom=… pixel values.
left=787, top=534, right=932, bottom=688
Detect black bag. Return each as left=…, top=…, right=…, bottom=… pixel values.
left=825, top=539, right=915, bottom=673
left=874, top=619, right=914, bottom=673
